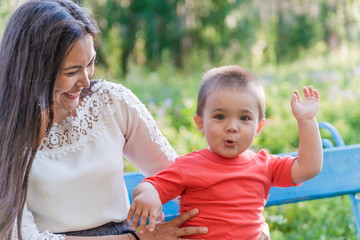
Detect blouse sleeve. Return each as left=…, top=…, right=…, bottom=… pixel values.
left=106, top=82, right=178, bottom=176
left=20, top=203, right=65, bottom=240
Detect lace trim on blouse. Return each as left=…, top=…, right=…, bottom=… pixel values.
left=12, top=225, right=65, bottom=240
left=38, top=81, right=177, bottom=161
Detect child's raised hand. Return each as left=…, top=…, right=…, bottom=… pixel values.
left=127, top=190, right=163, bottom=233
left=291, top=86, right=320, bottom=121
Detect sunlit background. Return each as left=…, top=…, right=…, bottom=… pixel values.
left=1, top=0, right=360, bottom=238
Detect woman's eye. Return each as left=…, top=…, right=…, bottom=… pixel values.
left=66, top=71, right=77, bottom=76
left=215, top=115, right=225, bottom=120
left=88, top=56, right=96, bottom=67
left=87, top=59, right=95, bottom=67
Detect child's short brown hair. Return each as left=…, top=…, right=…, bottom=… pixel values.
left=196, top=65, right=265, bottom=120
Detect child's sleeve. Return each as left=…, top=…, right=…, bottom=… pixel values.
left=260, top=150, right=301, bottom=187
left=142, top=159, right=186, bottom=204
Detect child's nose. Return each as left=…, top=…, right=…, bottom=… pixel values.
left=226, top=121, right=238, bottom=133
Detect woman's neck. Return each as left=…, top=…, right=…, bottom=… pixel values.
left=54, top=108, right=77, bottom=123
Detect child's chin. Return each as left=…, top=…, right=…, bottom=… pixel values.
left=221, top=152, right=241, bottom=159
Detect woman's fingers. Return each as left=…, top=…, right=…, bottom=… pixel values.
left=169, top=209, right=208, bottom=237
left=169, top=208, right=199, bottom=226
left=176, top=226, right=208, bottom=238
left=137, top=209, right=208, bottom=240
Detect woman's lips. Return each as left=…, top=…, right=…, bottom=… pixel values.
left=63, top=90, right=81, bottom=99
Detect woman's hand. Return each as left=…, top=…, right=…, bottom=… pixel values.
left=137, top=208, right=208, bottom=240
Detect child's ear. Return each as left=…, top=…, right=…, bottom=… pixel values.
left=194, top=115, right=204, bottom=134
left=255, top=119, right=266, bottom=137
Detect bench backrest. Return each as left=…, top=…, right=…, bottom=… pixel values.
left=267, top=144, right=360, bottom=206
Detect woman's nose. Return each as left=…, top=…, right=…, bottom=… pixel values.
left=81, top=74, right=90, bottom=88
left=78, top=69, right=91, bottom=88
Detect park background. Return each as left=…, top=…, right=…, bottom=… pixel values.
left=1, top=0, right=360, bottom=239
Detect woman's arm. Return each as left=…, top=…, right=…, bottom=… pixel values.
left=21, top=204, right=207, bottom=240
left=110, top=82, right=178, bottom=176
left=65, top=209, right=208, bottom=240
left=64, top=235, right=129, bottom=240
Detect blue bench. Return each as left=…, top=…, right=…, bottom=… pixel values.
left=124, top=122, right=360, bottom=239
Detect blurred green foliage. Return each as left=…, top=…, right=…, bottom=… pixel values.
left=82, top=0, right=360, bottom=77
left=2, top=0, right=360, bottom=239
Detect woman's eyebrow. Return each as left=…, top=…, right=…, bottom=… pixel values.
left=63, top=65, right=81, bottom=70
left=63, top=54, right=96, bottom=70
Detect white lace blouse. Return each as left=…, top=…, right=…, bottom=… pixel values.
left=20, top=81, right=178, bottom=240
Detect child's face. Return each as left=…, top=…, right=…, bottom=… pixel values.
left=194, top=88, right=265, bottom=158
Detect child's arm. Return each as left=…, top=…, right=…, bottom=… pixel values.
left=290, top=86, right=323, bottom=185
left=127, top=182, right=163, bottom=233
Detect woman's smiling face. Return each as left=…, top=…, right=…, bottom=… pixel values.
left=53, top=34, right=96, bottom=121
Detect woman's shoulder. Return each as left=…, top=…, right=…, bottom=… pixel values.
left=91, top=79, right=124, bottom=91
left=90, top=80, right=142, bottom=106
left=91, top=80, right=131, bottom=95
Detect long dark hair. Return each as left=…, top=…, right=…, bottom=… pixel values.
left=0, top=0, right=99, bottom=239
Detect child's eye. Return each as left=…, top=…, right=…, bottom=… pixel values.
left=215, top=114, right=225, bottom=120
left=240, top=116, right=250, bottom=121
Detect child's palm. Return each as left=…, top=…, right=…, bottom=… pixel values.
left=291, top=86, right=320, bottom=121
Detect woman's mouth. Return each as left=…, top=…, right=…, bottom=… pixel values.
left=63, top=91, right=81, bottom=99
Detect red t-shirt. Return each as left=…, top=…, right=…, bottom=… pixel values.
left=144, top=148, right=299, bottom=239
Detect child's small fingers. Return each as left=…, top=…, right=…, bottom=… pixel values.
left=148, top=215, right=156, bottom=232
left=127, top=205, right=135, bottom=222
left=131, top=211, right=141, bottom=231
left=131, top=219, right=139, bottom=231
left=157, top=211, right=165, bottom=223
left=308, top=86, right=316, bottom=96
left=302, top=86, right=310, bottom=97
left=291, top=93, right=297, bottom=105
left=139, top=213, right=149, bottom=233
left=293, top=90, right=301, bottom=100
left=313, top=88, right=320, bottom=99
left=138, top=221, right=146, bottom=234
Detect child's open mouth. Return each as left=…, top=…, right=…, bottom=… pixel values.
left=224, top=139, right=236, bottom=146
